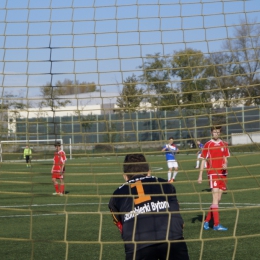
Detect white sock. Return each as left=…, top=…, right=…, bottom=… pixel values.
left=168, top=172, right=172, bottom=181
left=173, top=171, right=178, bottom=179
left=196, top=160, right=200, bottom=168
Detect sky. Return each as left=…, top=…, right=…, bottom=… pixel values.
left=0, top=0, right=259, bottom=102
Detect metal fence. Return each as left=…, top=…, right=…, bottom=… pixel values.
left=15, top=106, right=260, bottom=145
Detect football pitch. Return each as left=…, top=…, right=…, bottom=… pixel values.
left=1, top=152, right=260, bottom=260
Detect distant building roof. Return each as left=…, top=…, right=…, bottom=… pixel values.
left=29, top=92, right=119, bottom=108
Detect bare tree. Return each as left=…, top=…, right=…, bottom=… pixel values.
left=116, top=74, right=144, bottom=112
left=139, top=53, right=178, bottom=110
left=39, top=83, right=71, bottom=109
left=208, top=52, right=242, bottom=107
left=222, top=18, right=260, bottom=105
left=0, top=92, right=31, bottom=139
left=55, top=79, right=97, bottom=95
left=171, top=48, right=212, bottom=109
left=39, top=79, right=98, bottom=108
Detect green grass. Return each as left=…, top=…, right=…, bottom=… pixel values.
left=0, top=151, right=260, bottom=260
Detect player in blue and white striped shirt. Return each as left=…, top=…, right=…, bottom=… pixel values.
left=162, top=137, right=179, bottom=183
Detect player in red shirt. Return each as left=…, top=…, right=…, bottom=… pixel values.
left=51, top=141, right=67, bottom=195
left=198, top=126, right=230, bottom=231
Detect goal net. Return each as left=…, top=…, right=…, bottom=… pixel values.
left=1, top=0, right=260, bottom=259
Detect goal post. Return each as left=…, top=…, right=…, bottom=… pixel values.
left=0, top=139, right=63, bottom=162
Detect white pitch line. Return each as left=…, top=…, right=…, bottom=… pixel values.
left=0, top=167, right=163, bottom=180
left=151, top=167, right=163, bottom=171
left=0, top=201, right=260, bottom=220
left=1, top=203, right=259, bottom=219
left=1, top=202, right=259, bottom=209
left=180, top=202, right=260, bottom=206
left=0, top=213, right=66, bottom=218
left=0, top=202, right=107, bottom=208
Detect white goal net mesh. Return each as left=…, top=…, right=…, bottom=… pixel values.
left=1, top=0, right=260, bottom=259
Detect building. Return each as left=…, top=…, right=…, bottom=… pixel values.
left=7, top=91, right=153, bottom=135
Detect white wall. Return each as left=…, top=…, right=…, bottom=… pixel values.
left=7, top=105, right=103, bottom=135
left=17, top=105, right=102, bottom=118
left=7, top=99, right=154, bottom=134
left=231, top=132, right=260, bottom=145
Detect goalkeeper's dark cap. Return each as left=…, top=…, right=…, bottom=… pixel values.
left=54, top=141, right=61, bottom=147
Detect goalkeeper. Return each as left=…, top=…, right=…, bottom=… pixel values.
left=23, top=145, right=32, bottom=167
left=108, top=154, right=189, bottom=260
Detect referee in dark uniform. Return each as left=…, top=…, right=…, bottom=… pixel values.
left=108, top=154, right=189, bottom=260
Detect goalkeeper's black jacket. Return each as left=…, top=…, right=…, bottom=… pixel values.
left=108, top=175, right=185, bottom=254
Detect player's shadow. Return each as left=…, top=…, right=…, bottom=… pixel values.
left=201, top=188, right=227, bottom=194
left=64, top=191, right=70, bottom=194
left=191, top=215, right=214, bottom=227
left=201, top=188, right=211, bottom=192
left=191, top=214, right=203, bottom=223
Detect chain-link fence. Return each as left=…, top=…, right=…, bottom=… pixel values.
left=14, top=107, right=260, bottom=146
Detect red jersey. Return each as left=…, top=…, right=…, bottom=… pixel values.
left=200, top=139, right=230, bottom=176
left=52, top=152, right=65, bottom=173
left=58, top=150, right=67, bottom=162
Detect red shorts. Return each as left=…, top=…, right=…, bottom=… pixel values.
left=208, top=175, right=227, bottom=191
left=52, top=172, right=64, bottom=179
